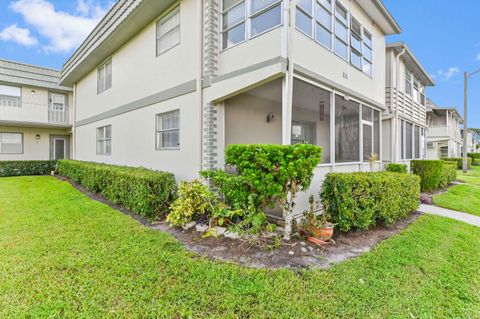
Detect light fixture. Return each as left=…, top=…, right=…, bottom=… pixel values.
left=266, top=112, right=275, bottom=123
left=36, top=134, right=40, bottom=140
left=31, top=90, right=36, bottom=95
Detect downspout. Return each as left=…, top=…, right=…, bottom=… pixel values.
left=197, top=0, right=204, bottom=174
left=393, top=48, right=406, bottom=163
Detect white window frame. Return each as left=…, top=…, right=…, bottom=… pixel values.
left=220, top=0, right=283, bottom=50
left=156, top=110, right=180, bottom=150
left=97, top=59, right=112, bottom=94
left=405, top=69, right=412, bottom=96
left=96, top=125, right=112, bottom=155
left=0, top=132, right=23, bottom=154
left=156, top=6, right=181, bottom=56
left=0, top=84, right=22, bottom=108
left=50, top=93, right=66, bottom=111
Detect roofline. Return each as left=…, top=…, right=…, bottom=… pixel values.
left=0, top=58, right=61, bottom=73
left=387, top=41, right=435, bottom=86
left=427, top=107, right=464, bottom=123
left=373, top=0, right=402, bottom=34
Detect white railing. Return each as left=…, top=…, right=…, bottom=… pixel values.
left=0, top=102, right=71, bottom=125
left=0, top=95, right=21, bottom=108
left=386, top=87, right=426, bottom=125
left=427, top=125, right=462, bottom=141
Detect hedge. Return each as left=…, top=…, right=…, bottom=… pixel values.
left=321, top=172, right=420, bottom=232
left=468, top=153, right=480, bottom=160
left=441, top=157, right=472, bottom=169
left=411, top=160, right=446, bottom=192
left=442, top=162, right=457, bottom=187
left=0, top=160, right=56, bottom=177
left=58, top=160, right=177, bottom=219
left=385, top=163, right=407, bottom=174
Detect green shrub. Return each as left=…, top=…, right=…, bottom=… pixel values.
left=385, top=163, right=408, bottom=174
left=0, top=160, right=56, bottom=177
left=58, top=160, right=177, bottom=219
left=441, top=157, right=472, bottom=169
left=467, top=153, right=480, bottom=160
left=167, top=180, right=217, bottom=227
left=473, top=159, right=480, bottom=166
left=202, top=144, right=322, bottom=239
left=441, top=162, right=457, bottom=187
left=321, top=172, right=420, bottom=232
left=410, top=160, right=445, bottom=192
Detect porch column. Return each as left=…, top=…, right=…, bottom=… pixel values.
left=281, top=76, right=293, bottom=145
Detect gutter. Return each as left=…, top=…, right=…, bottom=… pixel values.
left=393, top=48, right=406, bottom=163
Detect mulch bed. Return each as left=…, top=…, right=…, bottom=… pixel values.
left=55, top=175, right=422, bottom=269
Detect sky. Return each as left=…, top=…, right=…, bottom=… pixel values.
left=0, top=0, right=479, bottom=128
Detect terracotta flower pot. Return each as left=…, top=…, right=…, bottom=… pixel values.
left=309, top=226, right=334, bottom=241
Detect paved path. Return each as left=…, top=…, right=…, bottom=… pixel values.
left=419, top=204, right=480, bottom=227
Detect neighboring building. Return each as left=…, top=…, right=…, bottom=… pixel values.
left=462, top=129, right=478, bottom=154
left=0, top=60, right=73, bottom=161
left=426, top=100, right=463, bottom=159
left=383, top=42, right=435, bottom=167
left=59, top=0, right=401, bottom=213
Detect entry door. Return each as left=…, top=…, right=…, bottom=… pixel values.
left=53, top=138, right=66, bottom=160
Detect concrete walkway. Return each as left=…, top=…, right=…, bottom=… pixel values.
left=419, top=204, right=480, bottom=227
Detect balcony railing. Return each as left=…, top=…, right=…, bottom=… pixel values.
left=0, top=102, right=71, bottom=126
left=386, top=87, right=426, bottom=125
left=427, top=125, right=462, bottom=141
left=0, top=95, right=21, bottom=108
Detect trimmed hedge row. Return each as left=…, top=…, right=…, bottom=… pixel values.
left=468, top=153, right=480, bottom=160
left=58, top=160, right=177, bottom=219
left=0, top=160, right=56, bottom=177
left=321, top=172, right=420, bottom=232
left=410, top=160, right=459, bottom=192
left=442, top=162, right=457, bottom=187
left=441, top=157, right=472, bottom=169
left=385, top=163, right=407, bottom=174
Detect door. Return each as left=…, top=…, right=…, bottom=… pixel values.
left=53, top=138, right=66, bottom=160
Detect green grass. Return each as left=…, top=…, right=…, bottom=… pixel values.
left=434, top=166, right=480, bottom=216
left=1, top=176, right=480, bottom=318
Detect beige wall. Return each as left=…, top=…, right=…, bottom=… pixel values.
left=0, top=126, right=71, bottom=161
left=75, top=0, right=198, bottom=122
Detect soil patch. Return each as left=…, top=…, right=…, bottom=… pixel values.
left=55, top=175, right=421, bottom=269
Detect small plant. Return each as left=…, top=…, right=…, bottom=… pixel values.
left=167, top=180, right=217, bottom=227
left=385, top=163, right=408, bottom=174
left=367, top=153, right=379, bottom=172
left=300, top=195, right=334, bottom=240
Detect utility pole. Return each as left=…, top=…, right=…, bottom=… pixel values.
left=464, top=72, right=468, bottom=173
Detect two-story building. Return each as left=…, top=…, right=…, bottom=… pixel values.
left=426, top=99, right=463, bottom=159
left=0, top=60, right=73, bottom=161
left=462, top=129, right=478, bottom=155
left=382, top=42, right=434, bottom=167
left=59, top=0, right=401, bottom=212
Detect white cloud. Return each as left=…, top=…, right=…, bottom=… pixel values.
left=435, top=67, right=460, bottom=81
left=9, top=0, right=112, bottom=53
left=0, top=24, right=38, bottom=47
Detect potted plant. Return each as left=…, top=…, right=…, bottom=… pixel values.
left=301, top=195, right=334, bottom=241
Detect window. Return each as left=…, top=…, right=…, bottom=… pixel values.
left=362, top=30, right=372, bottom=76
left=413, top=80, right=419, bottom=103
left=96, top=125, right=112, bottom=155
left=0, top=132, right=22, bottom=154
left=156, top=110, right=180, bottom=149
left=406, top=122, right=413, bottom=159
left=291, top=121, right=316, bottom=144
left=296, top=0, right=333, bottom=49
left=334, top=2, right=348, bottom=60
left=97, top=60, right=112, bottom=94
left=335, top=95, right=359, bottom=163
left=405, top=69, right=412, bottom=96
left=374, top=110, right=380, bottom=156
left=222, top=0, right=282, bottom=50
left=0, top=85, right=21, bottom=107
left=157, top=7, right=180, bottom=55
left=350, top=17, right=362, bottom=69
left=296, top=0, right=313, bottom=36
left=361, top=105, right=380, bottom=161
left=414, top=125, right=420, bottom=159
left=50, top=94, right=66, bottom=111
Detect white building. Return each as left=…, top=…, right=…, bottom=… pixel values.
left=462, top=129, right=478, bottom=155
left=383, top=42, right=434, bottom=167
left=0, top=60, right=73, bottom=161
left=58, top=0, right=402, bottom=212
left=426, top=100, right=463, bottom=159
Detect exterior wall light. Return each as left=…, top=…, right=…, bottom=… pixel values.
left=36, top=134, right=40, bottom=140
left=266, top=112, right=275, bottom=123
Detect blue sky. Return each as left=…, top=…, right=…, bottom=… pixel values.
left=0, top=0, right=478, bottom=127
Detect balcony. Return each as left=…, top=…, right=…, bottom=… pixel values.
left=385, top=87, right=426, bottom=124
left=427, top=125, right=462, bottom=142
left=0, top=101, right=71, bottom=127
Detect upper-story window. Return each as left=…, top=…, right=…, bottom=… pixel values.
left=405, top=69, right=412, bottom=96
left=295, top=0, right=372, bottom=76
left=50, top=93, right=66, bottom=111
left=97, top=59, right=112, bottom=94
left=0, top=84, right=21, bottom=108
left=157, top=7, right=180, bottom=55
left=221, top=0, right=282, bottom=50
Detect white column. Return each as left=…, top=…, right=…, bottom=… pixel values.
left=282, top=76, right=292, bottom=145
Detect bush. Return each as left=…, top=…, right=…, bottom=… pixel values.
left=442, top=162, right=457, bottom=187
left=321, top=172, right=420, bottom=232
left=0, top=160, right=56, bottom=177
left=473, top=159, right=480, bottom=166
left=58, top=160, right=177, bottom=219
left=167, top=180, right=217, bottom=227
left=411, top=160, right=445, bottom=192
left=385, top=163, right=407, bottom=174
left=468, top=153, right=480, bottom=161
left=441, top=157, right=472, bottom=169
left=202, top=144, right=322, bottom=238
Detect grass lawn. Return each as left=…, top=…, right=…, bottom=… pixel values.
left=433, top=166, right=480, bottom=216
left=1, top=176, right=480, bottom=318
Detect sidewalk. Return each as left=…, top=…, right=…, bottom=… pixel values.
left=419, top=204, right=480, bottom=227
